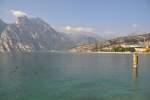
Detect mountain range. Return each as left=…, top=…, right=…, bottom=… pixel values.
left=0, top=14, right=149, bottom=52
left=0, top=14, right=105, bottom=52
left=0, top=16, right=69, bottom=52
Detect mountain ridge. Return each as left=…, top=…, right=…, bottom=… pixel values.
left=0, top=15, right=102, bottom=52
left=0, top=16, right=73, bottom=52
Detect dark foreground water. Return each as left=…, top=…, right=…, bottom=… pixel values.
left=0, top=53, right=150, bottom=100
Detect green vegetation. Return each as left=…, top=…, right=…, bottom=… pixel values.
left=92, top=43, right=99, bottom=52
left=92, top=44, right=135, bottom=52
left=111, top=45, right=135, bottom=52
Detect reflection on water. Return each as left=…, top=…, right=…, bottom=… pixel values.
left=132, top=66, right=138, bottom=81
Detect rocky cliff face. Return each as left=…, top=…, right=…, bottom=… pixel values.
left=0, top=16, right=72, bottom=52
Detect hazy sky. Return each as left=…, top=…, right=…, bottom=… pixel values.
left=0, top=0, right=150, bottom=35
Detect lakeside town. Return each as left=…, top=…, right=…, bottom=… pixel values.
left=70, top=33, right=150, bottom=53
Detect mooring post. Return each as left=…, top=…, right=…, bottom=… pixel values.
left=133, top=53, right=138, bottom=68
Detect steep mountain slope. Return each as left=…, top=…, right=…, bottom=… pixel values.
left=0, top=16, right=72, bottom=52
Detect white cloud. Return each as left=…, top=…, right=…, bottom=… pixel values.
left=10, top=10, right=28, bottom=17
left=60, top=26, right=123, bottom=39
left=62, top=26, right=95, bottom=34
left=132, top=24, right=139, bottom=28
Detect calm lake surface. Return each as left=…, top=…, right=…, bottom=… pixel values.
left=0, top=53, right=150, bottom=100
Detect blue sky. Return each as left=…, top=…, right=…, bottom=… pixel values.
left=0, top=0, right=150, bottom=35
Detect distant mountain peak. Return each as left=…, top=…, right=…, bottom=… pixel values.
left=0, top=16, right=74, bottom=52
left=15, top=15, right=29, bottom=24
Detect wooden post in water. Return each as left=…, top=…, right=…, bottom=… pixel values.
left=133, top=53, right=138, bottom=68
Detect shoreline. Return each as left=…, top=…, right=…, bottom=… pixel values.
left=69, top=51, right=150, bottom=55
left=0, top=51, right=150, bottom=55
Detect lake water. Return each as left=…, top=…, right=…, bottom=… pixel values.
left=0, top=53, right=150, bottom=100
